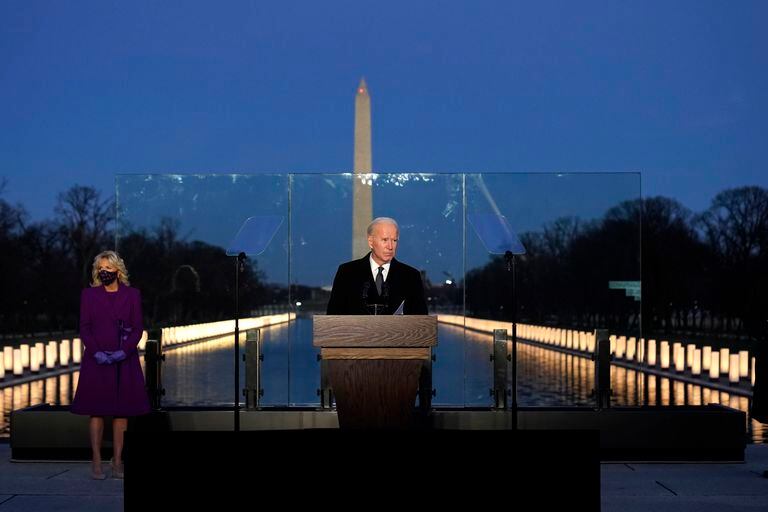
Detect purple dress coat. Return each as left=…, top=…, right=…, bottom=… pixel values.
left=71, top=284, right=151, bottom=417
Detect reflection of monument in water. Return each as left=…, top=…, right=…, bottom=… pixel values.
left=352, top=78, right=373, bottom=259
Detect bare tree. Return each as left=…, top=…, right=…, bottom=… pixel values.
left=54, top=185, right=115, bottom=287
left=0, top=178, right=25, bottom=237
left=698, top=186, right=768, bottom=262
left=697, top=186, right=768, bottom=334
left=541, top=216, right=582, bottom=261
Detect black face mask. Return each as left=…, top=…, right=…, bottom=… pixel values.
left=98, top=270, right=119, bottom=285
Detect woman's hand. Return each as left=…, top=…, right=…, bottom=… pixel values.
left=109, top=350, right=127, bottom=363
left=94, top=350, right=126, bottom=364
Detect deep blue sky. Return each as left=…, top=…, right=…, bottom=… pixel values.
left=2, top=1, right=767, bottom=222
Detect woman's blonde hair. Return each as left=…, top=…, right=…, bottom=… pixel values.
left=90, top=250, right=130, bottom=287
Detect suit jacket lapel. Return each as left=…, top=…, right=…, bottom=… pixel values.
left=386, top=258, right=401, bottom=297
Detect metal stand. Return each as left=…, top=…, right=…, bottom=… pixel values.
left=506, top=251, right=518, bottom=424
left=492, top=329, right=510, bottom=409
left=234, top=252, right=245, bottom=431
left=466, top=213, right=525, bottom=429
left=490, top=252, right=518, bottom=429
left=226, top=215, right=283, bottom=428
left=504, top=251, right=517, bottom=430
left=243, top=329, right=262, bottom=409
left=144, top=339, right=165, bottom=410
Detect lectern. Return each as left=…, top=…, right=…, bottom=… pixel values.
left=313, top=315, right=437, bottom=429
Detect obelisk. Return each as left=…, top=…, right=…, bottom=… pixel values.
left=352, top=78, right=373, bottom=258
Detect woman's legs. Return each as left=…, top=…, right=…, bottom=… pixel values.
left=112, top=417, right=128, bottom=477
left=89, top=416, right=105, bottom=477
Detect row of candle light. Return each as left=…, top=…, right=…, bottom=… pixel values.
left=1, top=333, right=147, bottom=380
left=4, top=314, right=752, bottom=388
left=1, top=313, right=294, bottom=382
left=158, top=313, right=294, bottom=347
left=436, top=315, right=755, bottom=387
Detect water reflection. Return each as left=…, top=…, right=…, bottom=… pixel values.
left=161, top=323, right=295, bottom=406
left=1, top=320, right=765, bottom=444
left=0, top=373, right=77, bottom=437
left=162, top=332, right=248, bottom=406
left=436, top=323, right=492, bottom=406
left=517, top=343, right=594, bottom=406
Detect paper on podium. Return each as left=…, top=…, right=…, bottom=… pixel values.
left=393, top=300, right=405, bottom=315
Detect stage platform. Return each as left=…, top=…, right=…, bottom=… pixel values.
left=10, top=404, right=745, bottom=462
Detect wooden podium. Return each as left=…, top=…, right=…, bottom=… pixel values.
left=313, top=315, right=438, bottom=429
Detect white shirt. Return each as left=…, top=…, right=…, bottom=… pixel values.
left=369, top=255, right=391, bottom=283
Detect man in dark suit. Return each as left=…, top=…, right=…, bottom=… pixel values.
left=327, top=217, right=428, bottom=315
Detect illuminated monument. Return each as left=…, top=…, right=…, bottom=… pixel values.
left=352, top=78, right=373, bottom=258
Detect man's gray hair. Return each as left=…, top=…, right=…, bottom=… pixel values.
left=367, top=217, right=399, bottom=236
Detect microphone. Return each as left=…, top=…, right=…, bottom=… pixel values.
left=362, top=282, right=370, bottom=303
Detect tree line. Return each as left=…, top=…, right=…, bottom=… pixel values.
left=2, top=181, right=766, bottom=343
left=0, top=181, right=266, bottom=338
left=466, top=186, right=768, bottom=342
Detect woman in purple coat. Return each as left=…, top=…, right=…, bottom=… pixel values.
left=71, top=250, right=151, bottom=479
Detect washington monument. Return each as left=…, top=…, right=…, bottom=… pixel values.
left=352, top=78, right=373, bottom=258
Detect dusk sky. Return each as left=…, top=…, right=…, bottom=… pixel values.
left=2, top=1, right=767, bottom=222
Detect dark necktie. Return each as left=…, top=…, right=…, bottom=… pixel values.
left=375, top=266, right=384, bottom=296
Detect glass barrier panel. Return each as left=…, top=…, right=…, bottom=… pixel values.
left=116, top=174, right=290, bottom=406
left=464, top=172, right=641, bottom=407
left=114, top=172, right=641, bottom=411
left=290, top=173, right=465, bottom=405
